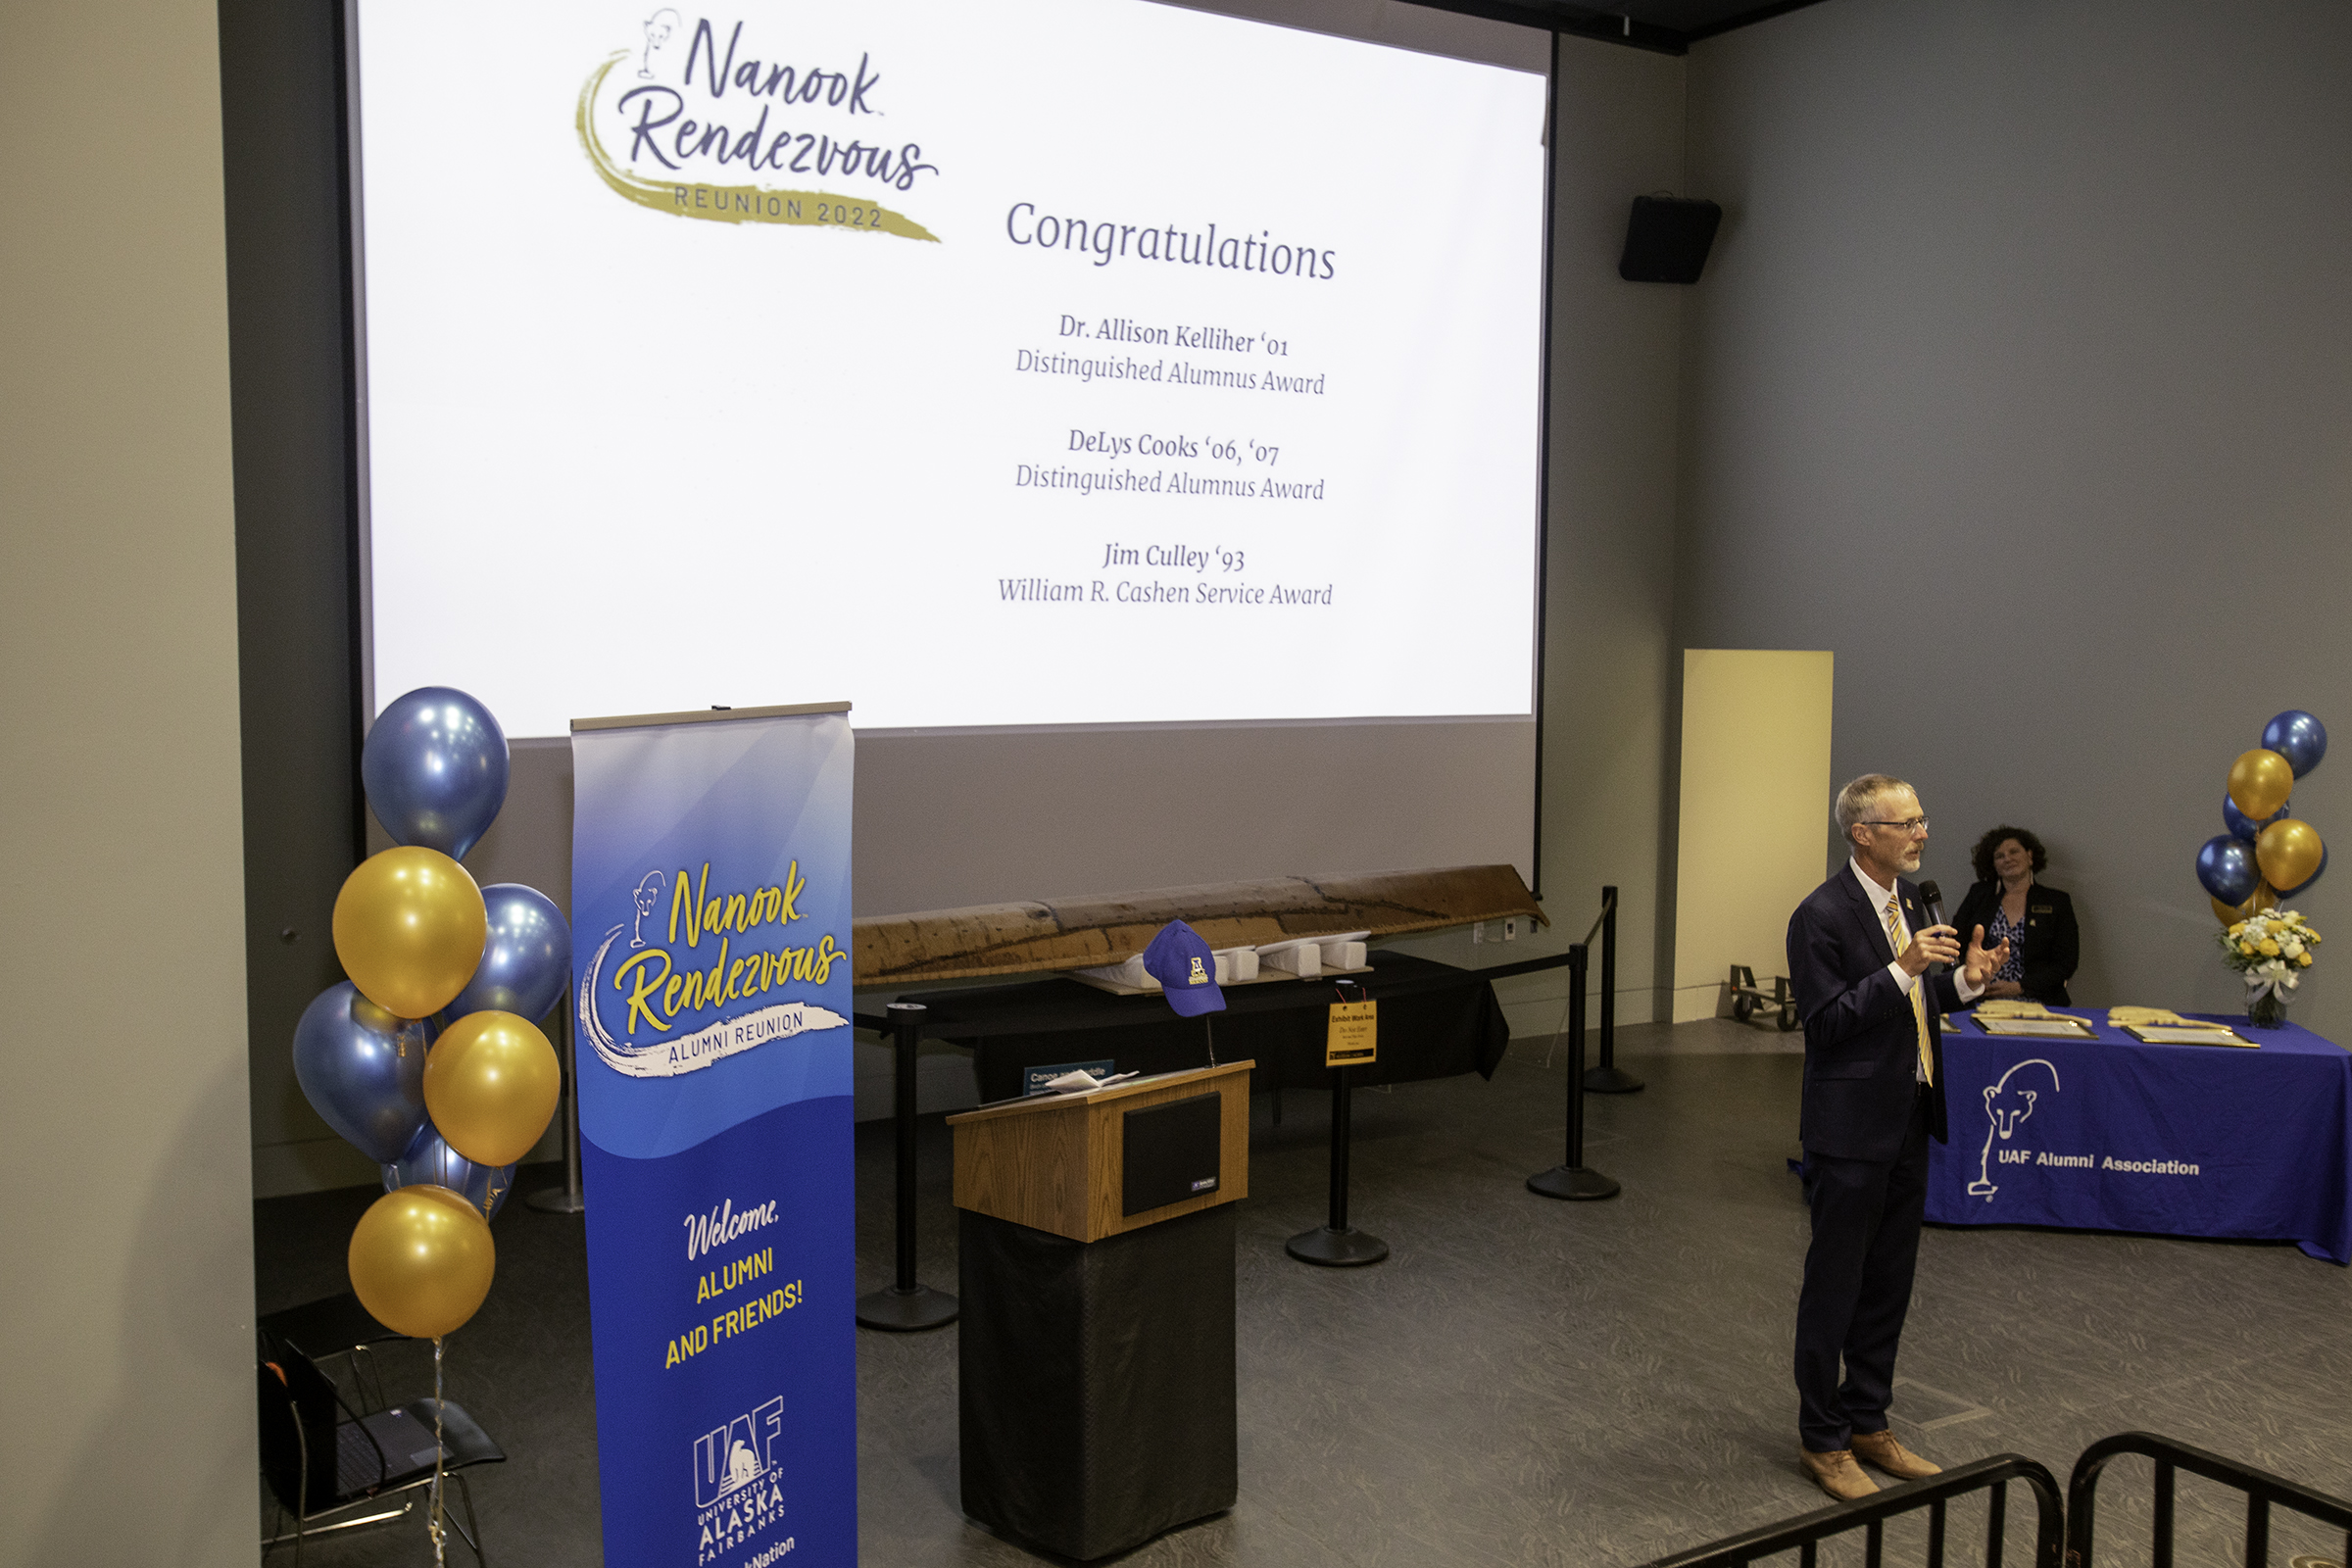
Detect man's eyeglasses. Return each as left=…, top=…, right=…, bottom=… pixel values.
left=1861, top=818, right=1930, bottom=835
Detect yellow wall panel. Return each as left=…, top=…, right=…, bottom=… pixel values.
left=1672, top=651, right=1835, bottom=1023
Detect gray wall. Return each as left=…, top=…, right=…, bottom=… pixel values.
left=1396, top=30, right=1691, bottom=1036
left=222, top=0, right=381, bottom=1199
left=1678, top=0, right=2352, bottom=1032
left=0, top=0, right=259, bottom=1558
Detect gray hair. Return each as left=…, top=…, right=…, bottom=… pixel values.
left=1834, top=774, right=1913, bottom=836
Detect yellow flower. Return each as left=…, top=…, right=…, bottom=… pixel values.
left=2230, top=921, right=2248, bottom=937
left=2259, top=939, right=2281, bottom=956
left=2240, top=941, right=2258, bottom=956
left=2299, top=953, right=2315, bottom=966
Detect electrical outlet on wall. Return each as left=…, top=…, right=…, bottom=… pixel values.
left=1472, top=921, right=1486, bottom=944
left=1503, top=918, right=1517, bottom=941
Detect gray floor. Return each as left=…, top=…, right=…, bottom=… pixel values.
left=253, top=1019, right=2352, bottom=1566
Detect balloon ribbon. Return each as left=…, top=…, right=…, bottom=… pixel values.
left=430, top=1336, right=447, bottom=1566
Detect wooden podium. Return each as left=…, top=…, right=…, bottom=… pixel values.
left=950, top=1060, right=1252, bottom=1240
left=950, top=1062, right=1251, bottom=1559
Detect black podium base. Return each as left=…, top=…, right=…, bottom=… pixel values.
left=1582, top=1065, right=1645, bottom=1094
left=523, top=1186, right=584, bottom=1214
left=1284, top=1224, right=1389, bottom=1267
left=1527, top=1164, right=1621, bottom=1200
left=960, top=1206, right=1236, bottom=1561
left=857, top=1282, right=958, bottom=1332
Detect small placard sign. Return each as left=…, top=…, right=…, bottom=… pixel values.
left=1326, top=1000, right=1377, bottom=1067
left=1025, top=1059, right=1116, bottom=1096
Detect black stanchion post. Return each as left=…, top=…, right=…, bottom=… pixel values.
left=527, top=974, right=586, bottom=1214
left=1528, top=943, right=1621, bottom=1200
left=1585, top=886, right=1643, bottom=1094
left=1287, top=978, right=1389, bottom=1266
left=857, top=1001, right=958, bottom=1330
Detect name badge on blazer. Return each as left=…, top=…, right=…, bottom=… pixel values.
left=2032, top=904, right=2054, bottom=914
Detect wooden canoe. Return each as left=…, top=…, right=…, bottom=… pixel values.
left=853, top=863, right=1544, bottom=986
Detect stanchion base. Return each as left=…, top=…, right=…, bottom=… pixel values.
left=1527, top=1165, right=1621, bottom=1201
left=1582, top=1066, right=1645, bottom=1095
left=1285, top=1225, right=1389, bottom=1267
left=857, top=1283, right=959, bottom=1332
left=524, top=1187, right=585, bottom=1214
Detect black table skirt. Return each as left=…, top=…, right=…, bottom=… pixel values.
left=959, top=1205, right=1237, bottom=1559
left=909, top=951, right=1511, bottom=1102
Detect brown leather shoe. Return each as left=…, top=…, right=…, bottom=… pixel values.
left=1851, top=1429, right=1940, bottom=1481
left=1799, top=1447, right=1879, bottom=1501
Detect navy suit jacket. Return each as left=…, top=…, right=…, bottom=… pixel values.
left=1786, top=868, right=1959, bottom=1161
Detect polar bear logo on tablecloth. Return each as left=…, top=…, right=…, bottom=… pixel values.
left=1967, top=1057, right=2061, bottom=1201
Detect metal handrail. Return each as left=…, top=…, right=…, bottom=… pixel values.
left=2067, top=1431, right=2352, bottom=1568
left=1642, top=1453, right=2065, bottom=1568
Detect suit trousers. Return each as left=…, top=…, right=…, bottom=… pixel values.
left=1795, top=1085, right=1932, bottom=1452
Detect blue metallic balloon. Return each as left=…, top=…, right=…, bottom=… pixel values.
left=363, top=687, right=511, bottom=860
left=383, top=1120, right=516, bottom=1222
left=2224, top=794, right=2288, bottom=845
left=2262, top=710, right=2328, bottom=778
left=446, top=883, right=571, bottom=1023
left=2196, top=835, right=2261, bottom=905
left=292, top=982, right=430, bottom=1163
left=2279, top=843, right=2328, bottom=900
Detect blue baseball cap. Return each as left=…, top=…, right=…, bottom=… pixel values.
left=1140, top=920, right=1225, bottom=1016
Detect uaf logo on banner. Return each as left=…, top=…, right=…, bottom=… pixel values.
left=576, top=11, right=943, bottom=242
left=695, top=1396, right=791, bottom=1559
left=578, top=861, right=848, bottom=1078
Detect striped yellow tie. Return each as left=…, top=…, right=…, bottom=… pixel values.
left=1886, top=894, right=1934, bottom=1085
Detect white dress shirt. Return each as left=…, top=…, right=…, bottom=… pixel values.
left=1850, top=859, right=1985, bottom=1004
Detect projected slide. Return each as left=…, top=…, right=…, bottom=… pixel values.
left=356, top=0, right=1545, bottom=735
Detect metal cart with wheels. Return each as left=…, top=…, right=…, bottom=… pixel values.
left=1729, top=964, right=1799, bottom=1031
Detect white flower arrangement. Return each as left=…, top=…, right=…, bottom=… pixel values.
left=2219, top=908, right=2320, bottom=1024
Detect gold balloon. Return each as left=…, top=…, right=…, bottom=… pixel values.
left=2257, top=819, right=2325, bottom=893
left=424, top=1010, right=562, bottom=1167
left=2211, top=884, right=2279, bottom=922
left=333, top=848, right=487, bottom=1019
left=348, top=1185, right=494, bottom=1340
left=2228, top=748, right=2294, bottom=820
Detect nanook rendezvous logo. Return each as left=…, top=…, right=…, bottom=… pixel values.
left=577, top=12, right=941, bottom=242
left=578, top=860, right=847, bottom=1078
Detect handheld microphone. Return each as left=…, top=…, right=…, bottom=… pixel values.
left=1917, top=880, right=1947, bottom=973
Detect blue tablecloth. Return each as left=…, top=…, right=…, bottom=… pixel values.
left=1926, top=1009, right=2352, bottom=1263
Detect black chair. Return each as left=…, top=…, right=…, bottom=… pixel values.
left=257, top=1292, right=404, bottom=1413
left=257, top=1331, right=505, bottom=1563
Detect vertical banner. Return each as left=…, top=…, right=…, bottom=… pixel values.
left=570, top=704, right=855, bottom=1567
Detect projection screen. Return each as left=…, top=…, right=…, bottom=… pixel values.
left=351, top=0, right=1551, bottom=914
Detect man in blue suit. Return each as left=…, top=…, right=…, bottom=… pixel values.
left=1787, top=774, right=2009, bottom=1501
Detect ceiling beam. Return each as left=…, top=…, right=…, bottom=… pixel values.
left=1683, top=0, right=1832, bottom=42
left=1392, top=0, right=1834, bottom=55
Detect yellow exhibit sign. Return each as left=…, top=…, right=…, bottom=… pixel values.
left=1326, top=1000, right=1377, bottom=1066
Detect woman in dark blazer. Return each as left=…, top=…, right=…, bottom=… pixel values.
left=1951, top=825, right=2080, bottom=1005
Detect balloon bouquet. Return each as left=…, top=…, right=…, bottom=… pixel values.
left=2195, top=710, right=2328, bottom=1024
left=287, top=686, right=568, bottom=1559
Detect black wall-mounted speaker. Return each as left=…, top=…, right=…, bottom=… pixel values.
left=1619, top=195, right=1723, bottom=284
